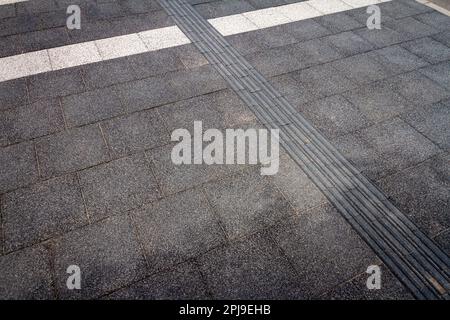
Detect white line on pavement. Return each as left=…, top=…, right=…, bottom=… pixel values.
left=0, top=0, right=27, bottom=5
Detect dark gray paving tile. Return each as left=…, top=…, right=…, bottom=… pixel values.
left=102, top=108, right=169, bottom=158
left=146, top=143, right=230, bottom=195
left=108, top=10, right=172, bottom=34
left=377, top=153, right=449, bottom=237
left=401, top=102, right=450, bottom=150
left=0, top=245, right=53, bottom=299
left=158, top=90, right=256, bottom=134
left=331, top=53, right=391, bottom=84
left=290, top=63, right=356, bottom=98
left=401, top=37, right=450, bottom=64
left=298, top=95, right=372, bottom=139
left=287, top=38, right=343, bottom=68
left=270, top=152, right=327, bottom=213
left=281, top=19, right=332, bottom=42
left=355, top=26, right=405, bottom=48
left=131, top=188, right=225, bottom=273
left=127, top=49, right=185, bottom=80
left=321, top=265, right=414, bottom=300
left=119, top=0, right=161, bottom=14
left=16, top=0, right=58, bottom=16
left=195, top=0, right=255, bottom=18
left=416, top=11, right=450, bottom=32
left=331, top=132, right=390, bottom=181
left=380, top=0, right=431, bottom=19
left=419, top=60, right=450, bottom=90
left=433, top=31, right=450, bottom=48
left=342, top=80, right=414, bottom=122
left=2, top=174, right=87, bottom=252
left=203, top=167, right=294, bottom=240
left=62, top=87, right=125, bottom=127
left=54, top=214, right=147, bottom=299
left=324, top=31, right=375, bottom=57
left=268, top=203, right=378, bottom=298
left=247, top=46, right=303, bottom=77
left=0, top=142, right=39, bottom=193
left=434, top=229, right=450, bottom=256
left=82, top=57, right=136, bottom=90
left=361, top=117, right=441, bottom=174
left=228, top=31, right=269, bottom=56
left=10, top=27, right=70, bottom=56
left=27, top=68, right=85, bottom=102
left=314, top=12, right=363, bottom=33
left=78, top=153, right=160, bottom=221
left=106, top=261, right=210, bottom=299
left=0, top=79, right=28, bottom=111
left=174, top=44, right=209, bottom=69
left=384, top=16, right=438, bottom=41
left=246, top=0, right=298, bottom=9
left=248, top=25, right=300, bottom=50
left=368, top=45, right=429, bottom=75
left=270, top=73, right=317, bottom=106
left=35, top=124, right=110, bottom=178
left=198, top=231, right=304, bottom=299
left=0, top=4, right=15, bottom=19
left=0, top=98, right=64, bottom=146
left=382, top=71, right=450, bottom=106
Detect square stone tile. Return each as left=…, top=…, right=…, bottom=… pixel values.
left=382, top=71, right=450, bottom=106
left=380, top=0, right=430, bottom=19
left=419, top=60, right=450, bottom=90
left=146, top=143, right=230, bottom=195
left=2, top=174, right=87, bottom=252
left=227, top=31, right=269, bottom=56
left=131, top=188, right=225, bottom=273
left=95, top=34, right=147, bottom=60
left=331, top=131, right=390, bottom=180
left=196, top=0, right=255, bottom=19
left=384, top=16, right=438, bottom=41
left=198, top=231, right=304, bottom=299
left=210, top=14, right=258, bottom=36
left=0, top=79, right=28, bottom=111
left=243, top=7, right=292, bottom=28
left=62, top=87, right=126, bottom=127
left=78, top=153, right=160, bottom=221
left=355, top=26, right=405, bottom=48
left=172, top=44, right=209, bottom=69
left=35, top=124, right=110, bottom=178
left=342, top=80, right=414, bottom=122
left=248, top=46, right=305, bottom=77
left=54, top=214, right=147, bottom=299
left=416, top=11, right=450, bottom=32
left=369, top=45, right=429, bottom=75
left=282, top=19, right=332, bottom=42
left=158, top=90, right=256, bottom=134
left=268, top=203, right=378, bottom=297
left=0, top=142, right=39, bottom=193
left=48, top=42, right=102, bottom=70
left=106, top=261, right=210, bottom=299
left=324, top=31, right=375, bottom=56
left=82, top=58, right=136, bottom=90
left=27, top=68, right=85, bottom=102
left=402, top=102, right=450, bottom=150
left=127, top=48, right=185, bottom=79
left=321, top=265, right=414, bottom=300
left=299, top=95, right=372, bottom=139
left=360, top=117, right=441, bottom=173
left=0, top=245, right=53, bottom=299
left=1, top=98, right=64, bottom=146
left=291, top=63, right=356, bottom=98
left=288, top=38, right=343, bottom=68
left=102, top=108, right=169, bottom=157
left=331, top=53, right=391, bottom=84
left=377, top=153, right=449, bottom=236
left=202, top=167, right=294, bottom=239
left=248, top=25, right=300, bottom=50
left=315, top=12, right=363, bottom=33
left=401, top=37, right=450, bottom=64
left=270, top=152, right=327, bottom=212
left=271, top=73, right=318, bottom=105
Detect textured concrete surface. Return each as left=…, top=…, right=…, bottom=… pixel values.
left=0, top=0, right=449, bottom=300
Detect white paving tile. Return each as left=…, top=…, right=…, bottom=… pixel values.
left=139, top=26, right=191, bottom=51
left=341, top=0, right=382, bottom=8
left=308, top=0, right=352, bottom=14
left=209, top=14, right=259, bottom=36
left=0, top=50, right=51, bottom=82
left=0, top=0, right=27, bottom=5
left=95, top=34, right=148, bottom=60
left=243, top=7, right=293, bottom=28
left=48, top=42, right=102, bottom=70
left=274, top=2, right=322, bottom=21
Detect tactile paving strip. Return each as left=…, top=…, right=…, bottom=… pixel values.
left=158, top=0, right=450, bottom=299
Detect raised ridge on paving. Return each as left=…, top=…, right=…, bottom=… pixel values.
left=158, top=0, right=450, bottom=300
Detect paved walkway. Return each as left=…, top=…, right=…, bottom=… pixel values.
left=0, top=0, right=449, bottom=299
